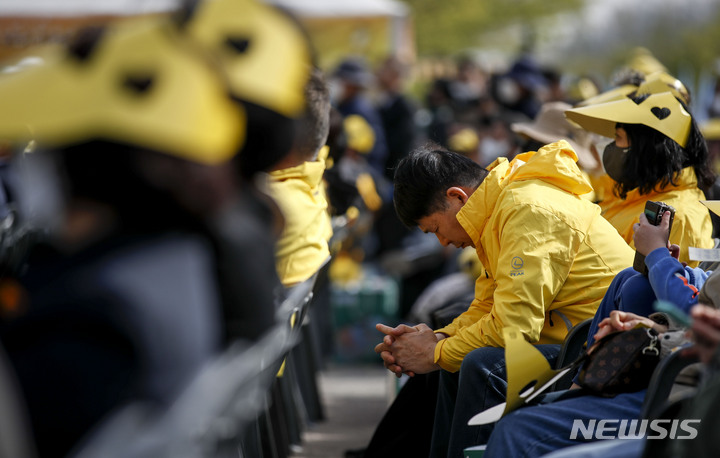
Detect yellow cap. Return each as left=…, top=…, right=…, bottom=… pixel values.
left=448, top=128, right=479, bottom=157
left=636, top=72, right=690, bottom=105
left=186, top=0, right=312, bottom=118
left=566, top=91, right=691, bottom=147
left=576, top=84, right=637, bottom=108
left=0, top=18, right=245, bottom=165
left=566, top=77, right=599, bottom=103
left=344, top=115, right=375, bottom=154
left=627, top=47, right=668, bottom=76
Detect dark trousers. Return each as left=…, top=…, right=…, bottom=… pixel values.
left=364, top=371, right=439, bottom=458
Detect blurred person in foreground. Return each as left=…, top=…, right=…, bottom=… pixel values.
left=0, top=18, right=245, bottom=456
left=184, top=0, right=315, bottom=338
left=374, top=140, right=634, bottom=457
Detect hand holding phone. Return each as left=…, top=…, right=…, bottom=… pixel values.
left=633, top=201, right=675, bottom=275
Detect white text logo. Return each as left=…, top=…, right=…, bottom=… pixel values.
left=570, top=419, right=700, bottom=440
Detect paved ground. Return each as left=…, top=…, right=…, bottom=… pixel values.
left=290, top=363, right=391, bottom=458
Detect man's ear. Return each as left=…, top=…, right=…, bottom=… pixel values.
left=446, top=186, right=469, bottom=205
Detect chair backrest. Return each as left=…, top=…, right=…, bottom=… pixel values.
left=72, top=321, right=298, bottom=458
left=698, top=238, right=720, bottom=272
left=311, top=256, right=332, bottom=299
left=276, top=275, right=315, bottom=332
left=641, top=345, right=700, bottom=419
left=551, top=318, right=593, bottom=391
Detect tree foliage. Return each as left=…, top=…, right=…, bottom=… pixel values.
left=400, top=0, right=583, bottom=56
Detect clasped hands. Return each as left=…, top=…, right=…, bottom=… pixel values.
left=374, top=323, right=443, bottom=377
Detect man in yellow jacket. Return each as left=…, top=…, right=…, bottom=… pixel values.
left=375, top=140, right=634, bottom=456
left=266, top=69, right=333, bottom=287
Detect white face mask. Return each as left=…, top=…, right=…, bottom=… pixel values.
left=328, top=79, right=344, bottom=105
left=496, top=78, right=520, bottom=105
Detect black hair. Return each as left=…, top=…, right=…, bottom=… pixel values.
left=393, top=143, right=488, bottom=228
left=294, top=67, right=330, bottom=161
left=236, top=102, right=297, bottom=179
left=613, top=96, right=714, bottom=199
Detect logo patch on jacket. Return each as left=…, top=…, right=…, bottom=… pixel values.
left=510, top=256, right=524, bottom=277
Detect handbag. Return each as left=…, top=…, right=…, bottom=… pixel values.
left=576, top=327, right=661, bottom=397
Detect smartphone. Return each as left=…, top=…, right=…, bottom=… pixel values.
left=654, top=300, right=692, bottom=327
left=633, top=201, right=676, bottom=275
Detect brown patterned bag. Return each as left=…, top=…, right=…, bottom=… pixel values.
left=576, top=327, right=661, bottom=397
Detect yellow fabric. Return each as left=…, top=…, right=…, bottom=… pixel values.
left=344, top=115, right=376, bottom=154
left=579, top=170, right=597, bottom=202
left=433, top=140, right=635, bottom=372
left=598, top=167, right=714, bottom=266
left=267, top=158, right=333, bottom=286
left=356, top=173, right=383, bottom=211
left=589, top=172, right=616, bottom=205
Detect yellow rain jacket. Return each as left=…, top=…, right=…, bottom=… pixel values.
left=267, top=157, right=333, bottom=286
left=598, top=167, right=714, bottom=266
left=434, top=140, right=634, bottom=372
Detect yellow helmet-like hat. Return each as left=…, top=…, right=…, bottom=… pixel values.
left=0, top=18, right=245, bottom=165
left=636, top=72, right=691, bottom=105
left=565, top=91, right=691, bottom=148
left=576, top=84, right=638, bottom=108
left=186, top=0, right=312, bottom=118
left=576, top=72, right=689, bottom=108
left=627, top=47, right=667, bottom=76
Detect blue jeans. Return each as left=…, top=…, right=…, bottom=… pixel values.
left=541, top=437, right=645, bottom=458
left=484, top=389, right=647, bottom=458
left=430, top=344, right=561, bottom=458
left=586, top=267, right=656, bottom=349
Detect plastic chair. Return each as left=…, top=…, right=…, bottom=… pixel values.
left=550, top=318, right=592, bottom=391
left=72, top=321, right=299, bottom=458
left=291, top=256, right=332, bottom=423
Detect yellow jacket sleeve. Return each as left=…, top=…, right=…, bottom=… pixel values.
left=434, top=203, right=579, bottom=372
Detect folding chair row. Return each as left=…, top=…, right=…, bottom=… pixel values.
left=72, top=321, right=299, bottom=458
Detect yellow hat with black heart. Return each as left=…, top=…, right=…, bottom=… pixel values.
left=0, top=17, right=245, bottom=165
left=185, top=0, right=312, bottom=118
left=565, top=91, right=691, bottom=148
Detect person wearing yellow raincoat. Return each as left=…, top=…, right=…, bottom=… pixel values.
left=374, top=139, right=634, bottom=456
left=566, top=91, right=716, bottom=267
left=266, top=69, right=333, bottom=287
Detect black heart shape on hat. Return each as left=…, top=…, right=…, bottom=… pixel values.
left=225, top=37, right=251, bottom=54
left=651, top=106, right=671, bottom=120
left=123, top=74, right=154, bottom=94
